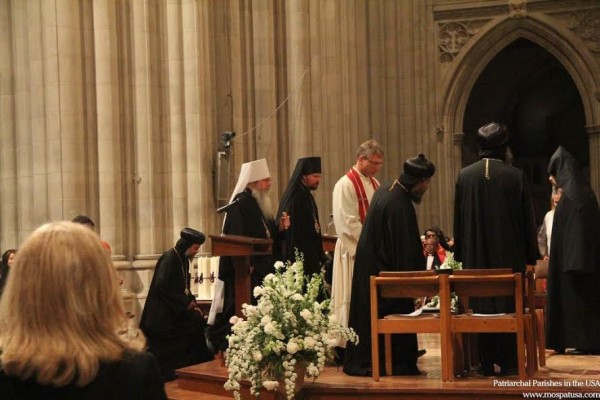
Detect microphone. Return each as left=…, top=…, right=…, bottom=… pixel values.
left=217, top=198, right=240, bottom=214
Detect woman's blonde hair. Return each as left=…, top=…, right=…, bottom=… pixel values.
left=0, top=221, right=144, bottom=386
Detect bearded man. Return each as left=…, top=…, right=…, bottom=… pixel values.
left=344, top=154, right=435, bottom=377
left=207, top=158, right=287, bottom=352
left=140, top=227, right=213, bottom=381
left=453, top=122, right=537, bottom=376
left=275, top=156, right=326, bottom=276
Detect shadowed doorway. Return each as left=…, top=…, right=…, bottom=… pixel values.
left=462, top=38, right=588, bottom=234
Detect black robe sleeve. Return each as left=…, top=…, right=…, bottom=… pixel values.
left=276, top=185, right=325, bottom=275
left=140, top=250, right=194, bottom=336
left=152, top=252, right=192, bottom=315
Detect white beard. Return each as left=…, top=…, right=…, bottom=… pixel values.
left=250, top=187, right=274, bottom=220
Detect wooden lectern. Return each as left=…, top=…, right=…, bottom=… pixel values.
left=209, top=234, right=272, bottom=317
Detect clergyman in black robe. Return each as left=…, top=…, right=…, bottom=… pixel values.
left=343, top=154, right=436, bottom=377
left=546, top=146, right=600, bottom=354
left=207, top=158, right=281, bottom=352
left=453, top=122, right=537, bottom=376
left=275, top=156, right=326, bottom=276
left=140, top=228, right=213, bottom=381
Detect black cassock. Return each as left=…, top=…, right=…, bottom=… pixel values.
left=546, top=147, right=600, bottom=352
left=0, top=262, right=9, bottom=297
left=275, top=183, right=325, bottom=276
left=453, top=158, right=537, bottom=371
left=208, top=189, right=277, bottom=351
left=343, top=181, right=425, bottom=376
left=140, top=244, right=213, bottom=381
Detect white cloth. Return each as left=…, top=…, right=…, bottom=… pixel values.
left=543, top=209, right=554, bottom=256
left=331, top=168, right=378, bottom=335
left=426, top=255, right=435, bottom=270
left=208, top=278, right=224, bottom=325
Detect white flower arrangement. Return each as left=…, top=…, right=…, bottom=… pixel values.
left=224, top=255, right=358, bottom=400
left=425, top=251, right=462, bottom=312
left=438, top=251, right=462, bottom=271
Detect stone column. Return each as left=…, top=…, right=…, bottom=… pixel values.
left=229, top=0, right=255, bottom=162
left=165, top=0, right=188, bottom=239
left=51, top=0, right=88, bottom=220
left=250, top=0, right=281, bottom=193
left=0, top=0, right=17, bottom=249
left=11, top=0, right=35, bottom=241
left=130, top=0, right=166, bottom=255
left=181, top=0, right=219, bottom=239
left=93, top=0, right=126, bottom=255
left=286, top=0, right=312, bottom=164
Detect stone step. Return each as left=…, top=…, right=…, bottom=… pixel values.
left=165, top=381, right=231, bottom=400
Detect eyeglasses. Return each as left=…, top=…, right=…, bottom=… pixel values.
left=365, top=158, right=383, bottom=166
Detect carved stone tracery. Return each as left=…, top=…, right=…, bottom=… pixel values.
left=508, top=0, right=527, bottom=19
left=439, top=21, right=474, bottom=63
left=545, top=9, right=600, bottom=55
left=436, top=1, right=600, bottom=63
left=572, top=10, right=600, bottom=54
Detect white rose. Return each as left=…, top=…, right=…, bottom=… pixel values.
left=261, top=315, right=272, bottom=326
left=303, top=336, right=316, bottom=349
left=307, top=363, right=320, bottom=376
left=300, top=309, right=312, bottom=320
left=263, top=380, right=279, bottom=391
left=286, top=340, right=300, bottom=354
left=253, top=286, right=263, bottom=298
left=229, top=315, right=239, bottom=325
left=274, top=261, right=284, bottom=269
left=291, top=293, right=304, bottom=301
left=261, top=302, right=274, bottom=314
left=252, top=351, right=262, bottom=361
left=244, top=305, right=257, bottom=318
left=264, top=322, right=276, bottom=334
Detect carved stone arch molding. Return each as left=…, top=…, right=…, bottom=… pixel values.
left=440, top=13, right=600, bottom=193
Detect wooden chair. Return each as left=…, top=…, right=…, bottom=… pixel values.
left=524, top=267, right=537, bottom=375
left=442, top=271, right=530, bottom=381
left=453, top=268, right=536, bottom=375
left=533, top=260, right=548, bottom=367
left=369, top=270, right=451, bottom=381
left=451, top=268, right=512, bottom=374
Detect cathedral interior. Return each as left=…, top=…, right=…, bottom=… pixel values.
left=1, top=0, right=599, bottom=318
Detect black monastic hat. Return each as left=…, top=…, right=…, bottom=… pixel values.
left=276, top=156, right=322, bottom=220
left=180, top=227, right=205, bottom=245
left=298, top=157, right=321, bottom=175
left=477, top=122, right=509, bottom=150
left=400, top=154, right=435, bottom=186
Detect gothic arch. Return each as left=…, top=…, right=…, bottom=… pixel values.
left=441, top=14, right=600, bottom=137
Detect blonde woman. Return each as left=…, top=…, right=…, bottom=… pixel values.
left=0, top=222, right=167, bottom=399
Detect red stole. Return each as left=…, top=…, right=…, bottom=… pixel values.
left=346, top=168, right=379, bottom=224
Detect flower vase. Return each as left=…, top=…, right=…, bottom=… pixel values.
left=277, top=364, right=306, bottom=398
